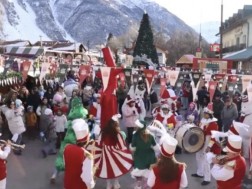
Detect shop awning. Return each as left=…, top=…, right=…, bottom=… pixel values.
left=224, top=46, right=252, bottom=61
left=4, top=46, right=44, bottom=58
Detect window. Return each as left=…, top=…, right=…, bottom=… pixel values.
left=243, top=35, right=247, bottom=44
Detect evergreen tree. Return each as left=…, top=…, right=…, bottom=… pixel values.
left=133, top=13, right=159, bottom=65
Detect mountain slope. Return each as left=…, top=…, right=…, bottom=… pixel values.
left=1, top=0, right=198, bottom=46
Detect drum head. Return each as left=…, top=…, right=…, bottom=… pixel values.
left=182, top=127, right=205, bottom=153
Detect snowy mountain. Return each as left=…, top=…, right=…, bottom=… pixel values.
left=192, top=21, right=220, bottom=44
left=1, top=0, right=198, bottom=46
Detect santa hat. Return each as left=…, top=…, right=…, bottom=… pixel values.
left=160, top=136, right=178, bottom=158
left=112, top=114, right=121, bottom=122
left=242, top=95, right=249, bottom=103
left=44, top=108, right=53, bottom=115
left=204, top=102, right=213, bottom=114
left=223, top=135, right=242, bottom=153
left=125, top=95, right=135, bottom=104
left=72, top=119, right=89, bottom=143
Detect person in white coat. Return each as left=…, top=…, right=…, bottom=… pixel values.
left=0, top=137, right=11, bottom=189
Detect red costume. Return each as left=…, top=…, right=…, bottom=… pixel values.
left=64, top=144, right=88, bottom=189
left=152, top=165, right=184, bottom=189
left=216, top=155, right=246, bottom=189
left=205, top=121, right=221, bottom=155
left=89, top=102, right=101, bottom=119
left=155, top=112, right=176, bottom=128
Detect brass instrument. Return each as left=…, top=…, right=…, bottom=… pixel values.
left=0, top=140, right=25, bottom=150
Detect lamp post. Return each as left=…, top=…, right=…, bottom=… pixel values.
left=220, top=0, right=223, bottom=59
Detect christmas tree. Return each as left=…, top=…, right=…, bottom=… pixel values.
left=55, top=97, right=88, bottom=171
left=133, top=13, right=159, bottom=66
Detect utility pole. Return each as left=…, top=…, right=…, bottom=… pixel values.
left=220, top=0, right=223, bottom=59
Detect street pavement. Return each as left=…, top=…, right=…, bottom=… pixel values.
left=5, top=135, right=251, bottom=189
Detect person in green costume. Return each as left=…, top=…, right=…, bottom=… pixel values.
left=50, top=96, right=88, bottom=183
left=130, top=119, right=159, bottom=189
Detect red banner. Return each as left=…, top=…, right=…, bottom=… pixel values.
left=209, top=81, right=218, bottom=102
left=118, top=73, right=126, bottom=88
left=21, top=61, right=31, bottom=80
left=143, top=69, right=155, bottom=94
left=160, top=78, right=166, bottom=96
left=79, top=65, right=91, bottom=84
left=50, top=63, right=58, bottom=77
left=102, top=47, right=116, bottom=67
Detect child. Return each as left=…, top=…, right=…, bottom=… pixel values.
left=25, top=106, right=37, bottom=140
left=54, top=109, right=67, bottom=149
left=41, top=108, right=57, bottom=158
left=131, top=119, right=158, bottom=189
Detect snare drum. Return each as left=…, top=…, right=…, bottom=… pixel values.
left=175, top=123, right=205, bottom=153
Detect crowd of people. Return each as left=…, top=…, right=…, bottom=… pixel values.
left=0, top=70, right=249, bottom=189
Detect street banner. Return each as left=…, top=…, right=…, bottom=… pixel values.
left=21, top=60, right=31, bottom=80
left=39, top=62, right=51, bottom=82
left=160, top=78, right=166, bottom=96
left=191, top=72, right=202, bottom=87
left=167, top=70, right=180, bottom=86
left=143, top=69, right=155, bottom=94
left=209, top=81, right=218, bottom=102
left=100, top=67, right=111, bottom=92
left=242, top=75, right=252, bottom=92
left=79, top=65, right=91, bottom=84
left=102, top=47, right=116, bottom=67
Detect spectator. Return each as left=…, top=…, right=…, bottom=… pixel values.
left=44, top=87, right=54, bottom=107
left=232, top=91, right=242, bottom=120
left=184, top=102, right=199, bottom=125
left=27, top=87, right=41, bottom=113
left=221, top=96, right=238, bottom=132
left=25, top=106, right=37, bottom=140
left=213, top=93, right=224, bottom=131
left=54, top=109, right=67, bottom=149
left=196, top=86, right=209, bottom=109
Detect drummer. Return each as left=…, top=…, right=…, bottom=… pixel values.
left=154, top=104, right=177, bottom=136
left=191, top=103, right=221, bottom=186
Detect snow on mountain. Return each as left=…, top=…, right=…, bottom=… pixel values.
left=1, top=0, right=198, bottom=46
left=192, top=21, right=220, bottom=44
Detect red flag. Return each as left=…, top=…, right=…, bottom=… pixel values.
left=21, top=61, right=31, bottom=80
left=143, top=69, right=155, bottom=94
left=102, top=47, right=116, bottom=67
left=209, top=81, right=218, bottom=102
left=79, top=65, right=91, bottom=84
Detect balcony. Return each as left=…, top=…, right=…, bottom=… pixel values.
left=222, top=43, right=246, bottom=53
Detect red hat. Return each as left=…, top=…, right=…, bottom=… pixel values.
left=223, top=135, right=242, bottom=153
left=204, top=102, right=213, bottom=114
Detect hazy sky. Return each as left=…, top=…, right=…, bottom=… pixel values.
left=154, top=0, right=252, bottom=26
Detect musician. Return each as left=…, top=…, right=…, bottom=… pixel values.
left=0, top=137, right=11, bottom=189
left=191, top=103, right=221, bottom=186
left=155, top=104, right=176, bottom=132
left=147, top=135, right=188, bottom=189
left=64, top=119, right=95, bottom=189
left=210, top=135, right=246, bottom=189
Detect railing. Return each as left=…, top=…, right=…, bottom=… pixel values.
left=222, top=43, right=246, bottom=53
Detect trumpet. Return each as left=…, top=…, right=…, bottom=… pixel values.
left=0, top=140, right=26, bottom=149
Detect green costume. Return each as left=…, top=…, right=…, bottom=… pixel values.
left=55, top=97, right=88, bottom=171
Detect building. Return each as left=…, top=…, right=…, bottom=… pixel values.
left=176, top=54, right=195, bottom=68
left=222, top=5, right=252, bottom=69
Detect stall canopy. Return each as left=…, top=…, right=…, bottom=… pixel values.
left=224, top=46, right=252, bottom=61
left=176, top=54, right=195, bottom=65
left=4, top=46, right=44, bottom=58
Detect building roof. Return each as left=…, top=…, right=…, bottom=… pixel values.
left=176, top=54, right=195, bottom=64
left=50, top=42, right=86, bottom=52
left=0, top=40, right=31, bottom=47
left=4, top=46, right=44, bottom=59
left=224, top=46, right=252, bottom=61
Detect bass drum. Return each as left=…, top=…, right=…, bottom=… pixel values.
left=175, top=123, right=205, bottom=153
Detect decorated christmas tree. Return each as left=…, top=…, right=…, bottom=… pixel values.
left=133, top=13, right=159, bottom=66
left=55, top=97, right=88, bottom=171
